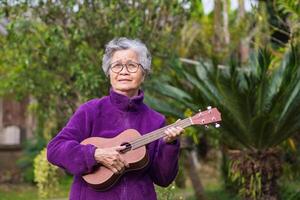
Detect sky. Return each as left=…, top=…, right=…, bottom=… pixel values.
left=202, top=0, right=258, bottom=14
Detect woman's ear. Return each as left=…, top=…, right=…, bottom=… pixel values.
left=142, top=71, right=149, bottom=82
left=106, top=71, right=111, bottom=79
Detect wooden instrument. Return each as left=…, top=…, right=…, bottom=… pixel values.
left=80, top=107, right=222, bottom=191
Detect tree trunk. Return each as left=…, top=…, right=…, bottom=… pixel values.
left=181, top=136, right=206, bottom=200
left=237, top=0, right=250, bottom=64
left=213, top=0, right=223, bottom=55
left=213, top=0, right=230, bottom=62
left=222, top=0, right=230, bottom=45
left=25, top=96, right=37, bottom=139
left=184, top=149, right=206, bottom=200
left=0, top=98, right=3, bottom=130
left=237, top=0, right=245, bottom=26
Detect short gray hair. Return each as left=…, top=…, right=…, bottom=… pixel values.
left=102, top=37, right=152, bottom=76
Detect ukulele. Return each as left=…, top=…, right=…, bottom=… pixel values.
left=80, top=107, right=221, bottom=191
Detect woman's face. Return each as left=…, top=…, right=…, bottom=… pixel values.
left=109, top=49, right=145, bottom=97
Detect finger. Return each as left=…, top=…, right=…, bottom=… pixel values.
left=114, top=155, right=125, bottom=169
left=173, top=127, right=184, bottom=135
left=164, top=129, right=170, bottom=137
left=119, top=156, right=129, bottom=168
left=117, top=162, right=126, bottom=173
left=115, top=164, right=123, bottom=172
left=163, top=135, right=170, bottom=142
left=112, top=161, right=123, bottom=172
left=170, top=127, right=180, bottom=135
left=168, top=128, right=177, bottom=138
left=171, top=130, right=178, bottom=138
left=114, top=145, right=126, bottom=151
left=108, top=166, right=118, bottom=174
left=116, top=155, right=125, bottom=167
left=177, top=127, right=184, bottom=133
left=119, top=168, right=125, bottom=173
left=166, top=134, right=173, bottom=141
left=163, top=137, right=170, bottom=143
left=167, top=128, right=180, bottom=139
left=166, top=132, right=173, bottom=139
left=164, top=129, right=174, bottom=142
left=124, top=160, right=129, bottom=168
left=175, top=119, right=181, bottom=123
left=167, top=127, right=175, bottom=136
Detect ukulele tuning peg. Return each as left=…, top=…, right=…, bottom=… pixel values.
left=215, top=123, right=220, bottom=128
left=207, top=106, right=212, bottom=110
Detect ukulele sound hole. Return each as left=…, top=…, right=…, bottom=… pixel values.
left=119, top=142, right=132, bottom=153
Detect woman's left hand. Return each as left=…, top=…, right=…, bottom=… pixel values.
left=163, top=120, right=184, bottom=143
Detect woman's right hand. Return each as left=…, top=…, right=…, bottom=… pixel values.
left=94, top=146, right=129, bottom=174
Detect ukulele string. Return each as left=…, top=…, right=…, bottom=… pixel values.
left=130, top=110, right=215, bottom=149
left=130, top=119, right=191, bottom=149
left=129, top=119, right=189, bottom=146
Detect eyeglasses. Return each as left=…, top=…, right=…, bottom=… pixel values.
left=109, top=61, right=143, bottom=73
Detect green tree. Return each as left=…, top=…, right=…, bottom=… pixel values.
left=0, top=0, right=189, bottom=138
left=0, top=0, right=189, bottom=183
left=151, top=45, right=300, bottom=200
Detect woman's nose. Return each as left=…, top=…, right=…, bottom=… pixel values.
left=119, top=65, right=130, bottom=74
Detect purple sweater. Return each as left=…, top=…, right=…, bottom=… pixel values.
left=47, top=89, right=180, bottom=200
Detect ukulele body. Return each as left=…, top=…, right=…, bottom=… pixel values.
left=81, top=129, right=149, bottom=191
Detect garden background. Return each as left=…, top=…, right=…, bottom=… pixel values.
left=0, top=0, right=300, bottom=200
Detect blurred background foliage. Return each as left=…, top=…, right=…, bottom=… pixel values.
left=0, top=0, right=300, bottom=200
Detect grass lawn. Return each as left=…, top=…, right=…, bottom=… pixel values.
left=0, top=178, right=240, bottom=200
left=1, top=177, right=299, bottom=200
left=0, top=178, right=71, bottom=200
left=0, top=184, right=38, bottom=200
left=173, top=185, right=241, bottom=200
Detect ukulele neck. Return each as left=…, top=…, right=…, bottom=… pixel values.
left=130, top=118, right=193, bottom=150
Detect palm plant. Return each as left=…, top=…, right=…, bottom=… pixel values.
left=146, top=45, right=300, bottom=200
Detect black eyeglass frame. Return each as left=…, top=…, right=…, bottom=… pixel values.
left=109, top=61, right=144, bottom=74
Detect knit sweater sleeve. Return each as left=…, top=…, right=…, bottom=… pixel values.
left=47, top=102, right=97, bottom=176
left=148, top=117, right=180, bottom=187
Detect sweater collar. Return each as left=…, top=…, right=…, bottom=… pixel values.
left=109, top=88, right=144, bottom=112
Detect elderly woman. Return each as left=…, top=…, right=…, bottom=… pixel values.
left=47, top=37, right=183, bottom=200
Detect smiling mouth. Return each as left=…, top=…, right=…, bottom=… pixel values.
left=119, top=79, right=131, bottom=81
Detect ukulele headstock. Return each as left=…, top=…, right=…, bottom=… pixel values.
left=191, top=107, right=222, bottom=128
